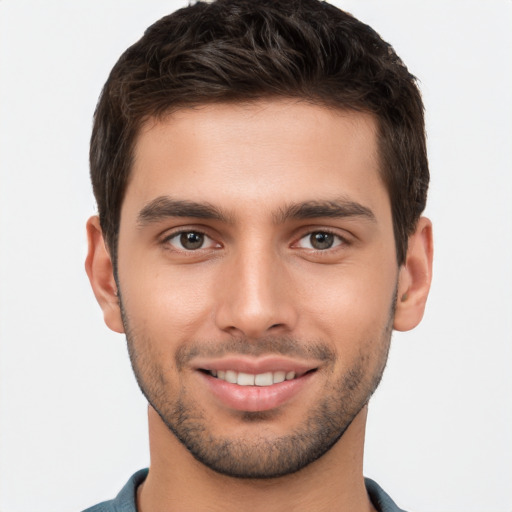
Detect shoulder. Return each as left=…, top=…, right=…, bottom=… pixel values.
left=365, top=478, right=408, bottom=512
left=82, top=468, right=149, bottom=512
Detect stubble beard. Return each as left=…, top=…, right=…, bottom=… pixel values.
left=121, top=297, right=394, bottom=480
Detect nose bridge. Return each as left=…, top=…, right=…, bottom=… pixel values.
left=214, top=236, right=295, bottom=338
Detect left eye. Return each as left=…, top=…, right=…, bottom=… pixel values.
left=296, top=231, right=343, bottom=250
left=166, top=231, right=217, bottom=251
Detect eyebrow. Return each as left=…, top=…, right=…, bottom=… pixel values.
left=136, top=195, right=376, bottom=227
left=274, top=199, right=376, bottom=224
left=137, top=196, right=231, bottom=226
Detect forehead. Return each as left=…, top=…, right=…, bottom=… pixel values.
left=125, top=99, right=388, bottom=222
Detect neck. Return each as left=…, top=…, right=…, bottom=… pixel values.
left=138, top=406, right=375, bottom=512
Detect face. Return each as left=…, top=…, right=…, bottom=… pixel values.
left=115, top=100, right=400, bottom=478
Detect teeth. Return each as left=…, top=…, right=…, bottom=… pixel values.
left=225, top=370, right=237, bottom=384
left=237, top=372, right=255, bottom=386
left=254, top=372, right=273, bottom=386
left=273, top=371, right=286, bottom=384
left=210, top=369, right=299, bottom=386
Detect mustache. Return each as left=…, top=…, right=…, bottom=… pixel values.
left=175, top=336, right=335, bottom=369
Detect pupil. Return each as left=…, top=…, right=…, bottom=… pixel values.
left=181, top=232, right=204, bottom=250
left=311, top=232, right=333, bottom=250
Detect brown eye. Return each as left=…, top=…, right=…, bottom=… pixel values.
left=296, top=231, right=344, bottom=250
left=165, top=231, right=218, bottom=251
left=180, top=232, right=204, bottom=250
left=309, top=232, right=334, bottom=250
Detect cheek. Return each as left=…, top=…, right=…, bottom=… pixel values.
left=295, top=260, right=397, bottom=347
left=118, top=260, right=217, bottom=340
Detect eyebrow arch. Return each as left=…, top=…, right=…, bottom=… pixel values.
left=275, top=199, right=376, bottom=224
left=137, top=196, right=231, bottom=226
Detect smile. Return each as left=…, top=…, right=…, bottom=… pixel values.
left=200, top=367, right=316, bottom=412
left=207, top=369, right=299, bottom=386
left=194, top=356, right=320, bottom=411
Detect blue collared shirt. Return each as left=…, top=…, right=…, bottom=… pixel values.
left=83, top=469, right=407, bottom=512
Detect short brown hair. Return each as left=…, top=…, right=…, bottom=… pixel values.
left=90, top=0, right=429, bottom=265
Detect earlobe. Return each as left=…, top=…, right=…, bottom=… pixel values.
left=393, top=217, right=433, bottom=332
left=85, top=216, right=125, bottom=334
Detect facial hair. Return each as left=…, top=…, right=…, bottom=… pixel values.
left=121, top=294, right=395, bottom=479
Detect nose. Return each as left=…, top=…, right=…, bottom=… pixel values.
left=214, top=245, right=298, bottom=339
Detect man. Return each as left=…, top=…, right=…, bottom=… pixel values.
left=84, top=0, right=433, bottom=510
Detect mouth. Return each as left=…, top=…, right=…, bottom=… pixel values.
left=193, top=356, right=321, bottom=411
left=201, top=368, right=315, bottom=387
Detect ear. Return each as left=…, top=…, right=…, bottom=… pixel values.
left=85, top=216, right=125, bottom=333
left=393, top=217, right=433, bottom=332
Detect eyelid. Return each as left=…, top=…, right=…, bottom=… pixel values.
left=292, top=227, right=351, bottom=249
left=161, top=227, right=221, bottom=251
left=295, top=232, right=344, bottom=250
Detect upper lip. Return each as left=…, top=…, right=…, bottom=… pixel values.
left=193, top=355, right=320, bottom=376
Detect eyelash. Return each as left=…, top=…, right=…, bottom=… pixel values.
left=160, top=228, right=350, bottom=254
left=294, top=230, right=348, bottom=251
left=161, top=229, right=220, bottom=252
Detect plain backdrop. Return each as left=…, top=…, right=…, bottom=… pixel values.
left=0, top=1, right=511, bottom=511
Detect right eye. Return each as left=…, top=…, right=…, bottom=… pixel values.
left=164, top=231, right=218, bottom=251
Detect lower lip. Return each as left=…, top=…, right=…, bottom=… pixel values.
left=200, top=371, right=315, bottom=412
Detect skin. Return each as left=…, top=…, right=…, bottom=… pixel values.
left=86, top=99, right=433, bottom=512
